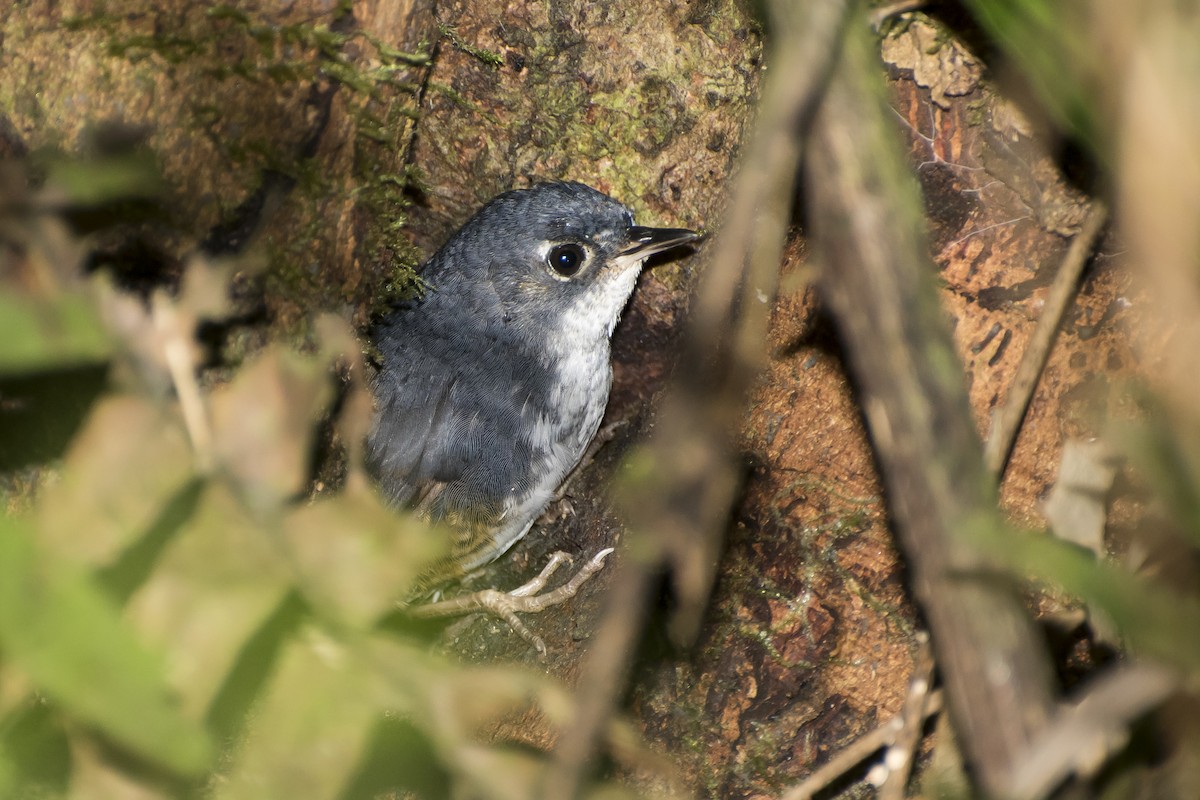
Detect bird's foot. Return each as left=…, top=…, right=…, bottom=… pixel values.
left=407, top=547, right=614, bottom=657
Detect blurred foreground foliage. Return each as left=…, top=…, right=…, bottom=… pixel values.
left=6, top=0, right=1200, bottom=797
left=0, top=153, right=671, bottom=799
left=959, top=0, right=1200, bottom=667
left=938, top=0, right=1200, bottom=796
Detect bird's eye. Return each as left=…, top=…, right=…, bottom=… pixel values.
left=546, top=243, right=586, bottom=278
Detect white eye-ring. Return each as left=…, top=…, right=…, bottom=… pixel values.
left=546, top=243, right=587, bottom=278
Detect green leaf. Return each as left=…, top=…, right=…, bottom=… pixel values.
left=1118, top=413, right=1200, bottom=551
left=282, top=480, right=446, bottom=627
left=979, top=522, right=1200, bottom=670
left=959, top=0, right=1101, bottom=153
left=0, top=291, right=110, bottom=374
left=123, top=482, right=294, bottom=724
left=209, top=346, right=334, bottom=512
left=36, top=394, right=195, bottom=568
left=43, top=151, right=162, bottom=206
left=0, top=515, right=212, bottom=776
left=214, top=630, right=385, bottom=800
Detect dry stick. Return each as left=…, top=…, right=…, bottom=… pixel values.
left=877, top=633, right=936, bottom=800
left=540, top=2, right=854, bottom=799
left=983, top=203, right=1110, bottom=478
left=807, top=20, right=1057, bottom=797
left=781, top=690, right=945, bottom=800
left=1008, top=662, right=1179, bottom=800
left=152, top=291, right=214, bottom=472
left=781, top=634, right=938, bottom=800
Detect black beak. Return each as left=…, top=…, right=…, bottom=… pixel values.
left=620, top=225, right=701, bottom=259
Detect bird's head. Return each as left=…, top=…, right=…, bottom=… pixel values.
left=425, top=182, right=698, bottom=344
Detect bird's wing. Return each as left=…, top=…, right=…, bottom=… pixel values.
left=366, top=326, right=534, bottom=533
left=368, top=345, right=461, bottom=499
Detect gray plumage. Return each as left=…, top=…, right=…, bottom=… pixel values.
left=366, top=182, right=696, bottom=590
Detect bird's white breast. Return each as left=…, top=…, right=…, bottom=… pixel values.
left=479, top=262, right=643, bottom=567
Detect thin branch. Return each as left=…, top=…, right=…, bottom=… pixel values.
left=781, top=690, right=944, bottom=800
left=541, top=1, right=855, bottom=797
left=878, top=633, right=936, bottom=800
left=152, top=291, right=214, bottom=472
left=807, top=18, right=1058, bottom=795
left=984, top=202, right=1109, bottom=478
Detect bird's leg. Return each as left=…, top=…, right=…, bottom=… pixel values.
left=406, top=547, right=615, bottom=657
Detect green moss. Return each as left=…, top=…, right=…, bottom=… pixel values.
left=36, top=2, right=429, bottom=335
left=454, top=5, right=755, bottom=228
left=740, top=722, right=787, bottom=787
left=426, top=81, right=480, bottom=113
left=966, top=97, right=988, bottom=127
left=438, top=23, right=504, bottom=68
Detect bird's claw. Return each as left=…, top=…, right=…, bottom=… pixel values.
left=407, top=547, right=615, bottom=657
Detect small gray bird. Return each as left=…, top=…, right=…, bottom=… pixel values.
left=367, top=182, right=697, bottom=593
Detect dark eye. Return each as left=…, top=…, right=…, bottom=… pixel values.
left=547, top=243, right=586, bottom=277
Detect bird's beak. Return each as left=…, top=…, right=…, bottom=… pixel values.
left=620, top=226, right=701, bottom=260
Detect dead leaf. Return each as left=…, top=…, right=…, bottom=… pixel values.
left=881, top=18, right=981, bottom=109
left=1042, top=438, right=1120, bottom=557
left=209, top=346, right=332, bottom=511
left=37, top=394, right=193, bottom=566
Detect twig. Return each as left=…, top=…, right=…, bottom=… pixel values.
left=780, top=690, right=944, bottom=800
left=541, top=2, right=856, bottom=798
left=779, top=633, right=938, bottom=800
left=1007, top=661, right=1178, bottom=800
left=808, top=18, right=1058, bottom=796
left=151, top=291, right=214, bottom=472
left=984, top=202, right=1110, bottom=478
left=877, top=633, right=936, bottom=800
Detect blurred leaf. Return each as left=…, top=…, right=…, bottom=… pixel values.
left=204, top=591, right=307, bottom=748
left=283, top=479, right=446, bottom=627
left=433, top=662, right=568, bottom=736
left=338, top=715, right=452, bottom=799
left=0, top=363, right=107, bottom=471
left=981, top=524, right=1200, bottom=670
left=1042, top=439, right=1120, bottom=557
left=0, top=290, right=111, bottom=374
left=124, top=482, right=294, bottom=723
left=42, top=151, right=162, bottom=206
left=210, top=346, right=333, bottom=511
left=1119, top=413, right=1200, bottom=551
left=97, top=479, right=207, bottom=606
left=959, top=0, right=1101, bottom=152
left=0, top=701, right=69, bottom=798
left=355, top=638, right=576, bottom=800
left=94, top=279, right=175, bottom=393
left=314, top=313, right=374, bottom=462
left=453, top=745, right=547, bottom=800
left=448, top=742, right=643, bottom=800
left=415, top=664, right=672, bottom=800
left=177, top=255, right=246, bottom=321
left=68, top=733, right=174, bottom=800
left=215, top=629, right=388, bottom=800
left=36, top=394, right=194, bottom=567
left=0, top=514, right=212, bottom=776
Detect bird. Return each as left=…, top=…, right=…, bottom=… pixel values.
left=366, top=181, right=698, bottom=598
